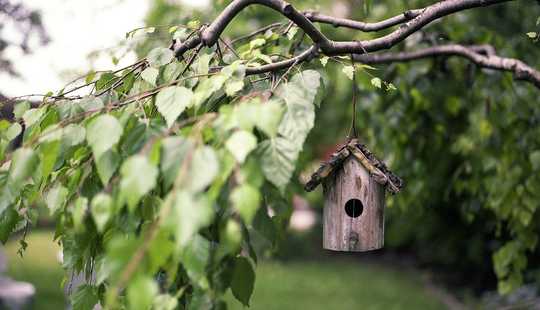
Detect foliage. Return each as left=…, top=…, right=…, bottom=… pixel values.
left=0, top=18, right=326, bottom=307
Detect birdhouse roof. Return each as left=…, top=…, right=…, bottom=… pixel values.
left=304, top=139, right=403, bottom=194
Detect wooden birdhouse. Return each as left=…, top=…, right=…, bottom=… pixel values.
left=305, top=139, right=403, bottom=252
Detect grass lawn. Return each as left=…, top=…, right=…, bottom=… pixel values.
left=4, top=231, right=65, bottom=310
left=4, top=231, right=445, bottom=310
left=226, top=261, right=445, bottom=310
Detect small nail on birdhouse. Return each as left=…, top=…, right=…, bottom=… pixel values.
left=305, top=139, right=403, bottom=252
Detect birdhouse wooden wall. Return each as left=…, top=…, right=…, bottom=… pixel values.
left=322, top=156, right=385, bottom=252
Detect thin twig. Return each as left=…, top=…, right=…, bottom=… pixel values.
left=230, top=22, right=283, bottom=44
left=218, top=38, right=240, bottom=59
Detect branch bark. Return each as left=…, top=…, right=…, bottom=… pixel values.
left=354, top=44, right=540, bottom=88
left=174, top=0, right=511, bottom=58
left=171, top=0, right=540, bottom=89
left=303, top=9, right=423, bottom=32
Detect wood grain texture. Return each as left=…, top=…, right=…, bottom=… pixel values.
left=323, top=156, right=385, bottom=252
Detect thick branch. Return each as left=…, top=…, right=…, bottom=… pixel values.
left=174, top=0, right=332, bottom=57
left=172, top=0, right=538, bottom=88
left=354, top=44, right=540, bottom=88
left=174, top=0, right=511, bottom=59
left=329, top=0, right=511, bottom=55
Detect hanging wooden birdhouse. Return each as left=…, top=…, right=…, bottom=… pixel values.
left=305, top=139, right=403, bottom=252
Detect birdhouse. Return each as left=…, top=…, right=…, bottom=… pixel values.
left=305, top=139, right=403, bottom=252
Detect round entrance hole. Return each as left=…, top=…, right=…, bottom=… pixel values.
left=344, top=199, right=363, bottom=218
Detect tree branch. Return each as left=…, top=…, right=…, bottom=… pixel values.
left=173, top=0, right=512, bottom=59
left=354, top=44, right=540, bottom=88
left=328, top=0, right=511, bottom=55
left=245, top=45, right=318, bottom=75
left=171, top=0, right=539, bottom=89
left=303, top=9, right=422, bottom=32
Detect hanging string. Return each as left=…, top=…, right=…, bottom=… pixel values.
left=347, top=53, right=359, bottom=141
left=347, top=54, right=359, bottom=245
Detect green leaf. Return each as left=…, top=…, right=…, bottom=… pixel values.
left=72, top=197, right=88, bottom=231
left=160, top=137, right=194, bottom=189
left=156, top=86, right=193, bottom=128
left=45, top=185, right=69, bottom=214
left=276, top=70, right=320, bottom=146
left=0, top=148, right=38, bottom=214
left=226, top=131, right=257, bottom=164
left=147, top=47, right=174, bottom=67
left=278, top=100, right=315, bottom=146
left=141, top=67, right=159, bottom=86
left=39, top=140, right=61, bottom=181
left=147, top=229, right=175, bottom=273
left=0, top=208, right=22, bottom=243
left=190, top=74, right=227, bottom=107
left=221, top=219, right=242, bottom=255
left=195, top=54, right=213, bottom=75
left=230, top=256, right=255, bottom=307
left=168, top=25, right=179, bottom=34
left=225, top=80, right=244, bottom=96
left=170, top=191, right=214, bottom=247
left=187, top=20, right=201, bottom=29
left=85, top=71, right=96, bottom=84
left=186, top=146, right=219, bottom=193
left=38, top=124, right=63, bottom=143
left=120, top=155, right=158, bottom=211
left=13, top=101, right=30, bottom=119
left=98, top=236, right=140, bottom=284
left=233, top=101, right=257, bottom=132
left=162, top=61, right=184, bottom=82
left=79, top=96, right=104, bottom=112
left=4, top=123, right=22, bottom=141
left=95, top=150, right=120, bottom=185
left=358, top=63, right=377, bottom=71
left=86, top=114, right=123, bottom=159
left=371, top=77, right=382, bottom=88
left=71, top=285, right=99, bottom=310
left=91, top=193, right=113, bottom=232
left=320, top=56, right=329, bottom=67
left=256, top=100, right=284, bottom=138
left=127, top=276, right=158, bottom=310
left=9, top=148, right=38, bottom=184
left=0, top=120, right=9, bottom=132
left=180, top=234, right=210, bottom=287
left=153, top=294, right=178, bottom=310
left=385, top=82, right=397, bottom=91
left=57, top=101, right=83, bottom=120
left=249, top=38, right=266, bottom=50
left=231, top=184, right=261, bottom=224
left=22, top=107, right=46, bottom=127
left=95, top=72, right=116, bottom=91
left=258, top=138, right=297, bottom=191
left=342, top=65, right=355, bottom=80
left=62, top=124, right=86, bottom=147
